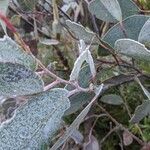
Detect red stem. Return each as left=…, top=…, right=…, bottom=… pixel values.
left=0, top=12, right=16, bottom=33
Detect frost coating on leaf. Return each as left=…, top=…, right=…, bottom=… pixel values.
left=89, top=0, right=139, bottom=23
left=98, top=0, right=122, bottom=21
left=65, top=65, right=94, bottom=115
left=70, top=41, right=96, bottom=81
left=0, top=0, right=10, bottom=33
left=115, top=38, right=150, bottom=62
left=13, top=0, right=38, bottom=11
left=117, top=0, right=139, bottom=19
left=138, top=18, right=150, bottom=48
left=135, top=77, right=150, bottom=100
left=0, top=62, right=44, bottom=97
left=0, top=36, right=37, bottom=70
left=0, top=0, right=9, bottom=13
left=0, top=88, right=70, bottom=149
left=70, top=50, right=88, bottom=81
left=66, top=20, right=97, bottom=43
left=51, top=84, right=103, bottom=150
left=131, top=101, right=150, bottom=123
left=102, top=15, right=149, bottom=48
left=78, top=40, right=87, bottom=54
left=89, top=0, right=122, bottom=22
left=100, top=94, right=123, bottom=105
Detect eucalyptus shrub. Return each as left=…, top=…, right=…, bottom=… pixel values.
left=0, top=0, right=150, bottom=149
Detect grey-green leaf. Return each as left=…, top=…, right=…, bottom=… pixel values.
left=14, top=0, right=38, bottom=11
left=0, top=88, right=70, bottom=149
left=117, top=0, right=139, bottom=20
left=0, top=36, right=37, bottom=70
left=130, top=100, right=150, bottom=123
left=51, top=85, right=103, bottom=150
left=65, top=92, right=95, bottom=115
left=70, top=50, right=88, bottom=81
left=100, top=94, right=123, bottom=105
left=114, top=39, right=150, bottom=62
left=102, top=15, right=149, bottom=48
left=70, top=45, right=96, bottom=81
left=88, top=0, right=122, bottom=22
left=138, top=18, right=150, bottom=48
left=65, top=65, right=94, bottom=115
left=66, top=20, right=97, bottom=43
left=0, top=0, right=10, bottom=33
left=0, top=0, right=9, bottom=13
left=135, top=77, right=150, bottom=100
left=0, top=62, right=44, bottom=97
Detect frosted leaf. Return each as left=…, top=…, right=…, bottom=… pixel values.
left=78, top=40, right=87, bottom=54
left=0, top=0, right=9, bottom=13
left=0, top=62, right=44, bottom=97
left=66, top=20, right=97, bottom=43
left=114, top=38, right=150, bottom=62
left=86, top=50, right=96, bottom=78
left=70, top=41, right=96, bottom=81
left=138, top=18, right=150, bottom=48
left=0, top=88, right=70, bottom=149
left=102, top=15, right=149, bottom=48
left=89, top=0, right=122, bottom=22
left=131, top=100, right=150, bottom=123
left=0, top=36, right=37, bottom=70
left=70, top=50, right=88, bottom=81
left=89, top=0, right=139, bottom=23
left=0, top=0, right=10, bottom=33
left=65, top=65, right=95, bottom=115
left=135, top=77, right=150, bottom=100
left=100, top=94, right=123, bottom=105
left=51, top=84, right=104, bottom=150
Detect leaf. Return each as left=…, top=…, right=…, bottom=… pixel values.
left=14, top=0, right=38, bottom=11
left=79, top=39, right=88, bottom=54
left=117, top=0, right=139, bottom=20
left=70, top=42, right=96, bottom=81
left=123, top=131, right=133, bottom=146
left=66, top=20, right=97, bottom=43
left=135, top=77, right=150, bottom=100
left=65, top=65, right=94, bottom=115
left=89, top=0, right=139, bottom=23
left=102, top=15, right=149, bottom=48
left=86, top=50, right=96, bottom=78
left=130, top=100, right=150, bottom=123
left=65, top=92, right=94, bottom=115
left=94, top=84, right=105, bottom=96
left=97, top=67, right=117, bottom=82
left=0, top=0, right=10, bottom=33
left=0, top=36, right=37, bottom=70
left=88, top=0, right=122, bottom=22
left=114, top=38, right=150, bottom=62
left=70, top=50, right=88, bottom=81
left=100, top=94, right=123, bottom=105
left=70, top=129, right=84, bottom=144
left=0, top=0, right=9, bottom=13
left=78, top=65, right=92, bottom=88
left=0, top=88, right=70, bottom=149
left=138, top=18, right=150, bottom=48
left=51, top=84, right=103, bottom=150
left=0, top=62, right=44, bottom=97
left=83, top=135, right=100, bottom=150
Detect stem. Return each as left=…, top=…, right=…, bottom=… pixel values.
left=100, top=126, right=119, bottom=144
left=44, top=80, right=60, bottom=91
left=96, top=103, right=145, bottom=146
